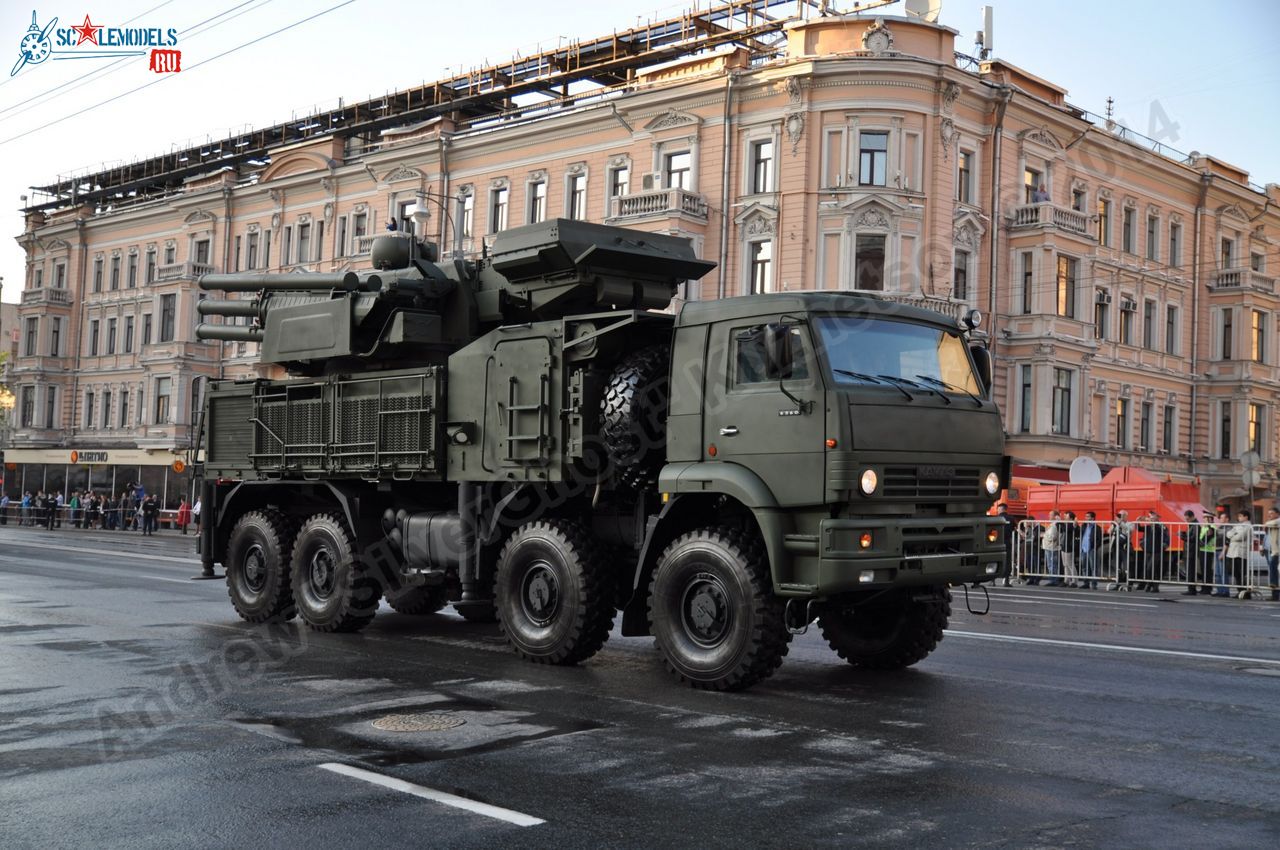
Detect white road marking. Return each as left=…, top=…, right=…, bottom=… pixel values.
left=994, top=594, right=1158, bottom=610
left=946, top=629, right=1280, bottom=666
left=0, top=539, right=195, bottom=565
left=318, top=762, right=544, bottom=827
left=141, top=574, right=212, bottom=585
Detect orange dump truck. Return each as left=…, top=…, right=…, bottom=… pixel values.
left=1023, top=467, right=1208, bottom=548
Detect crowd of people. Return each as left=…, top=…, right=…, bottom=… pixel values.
left=0, top=485, right=199, bottom=536
left=997, top=503, right=1280, bottom=601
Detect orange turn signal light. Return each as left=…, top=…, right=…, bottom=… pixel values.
left=708, top=444, right=717, bottom=457
left=859, top=532, right=873, bottom=549
left=987, top=529, right=999, bottom=543
left=825, top=438, right=838, bottom=449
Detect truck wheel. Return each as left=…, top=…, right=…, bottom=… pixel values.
left=291, top=513, right=381, bottom=633
left=494, top=520, right=615, bottom=665
left=225, top=509, right=296, bottom=623
left=818, top=588, right=951, bottom=670
left=648, top=527, right=791, bottom=690
left=386, top=586, right=448, bottom=615
left=454, top=601, right=499, bottom=623
left=601, top=345, right=669, bottom=490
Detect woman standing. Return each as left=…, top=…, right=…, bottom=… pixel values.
left=1225, top=510, right=1254, bottom=599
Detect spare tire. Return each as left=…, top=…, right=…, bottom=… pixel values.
left=600, top=344, right=669, bottom=490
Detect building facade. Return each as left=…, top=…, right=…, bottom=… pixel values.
left=8, top=10, right=1280, bottom=509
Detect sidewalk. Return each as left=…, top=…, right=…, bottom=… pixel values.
left=0, top=522, right=200, bottom=557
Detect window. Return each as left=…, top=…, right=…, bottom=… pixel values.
left=297, top=222, right=311, bottom=264
left=1221, top=238, right=1234, bottom=268
left=233, top=236, right=242, bottom=272
left=490, top=187, right=509, bottom=233
left=747, top=240, right=772, bottom=295
left=609, top=164, right=630, bottom=198
left=1051, top=368, right=1072, bottom=435
left=102, top=391, right=112, bottom=430
left=1145, top=215, right=1158, bottom=261
left=1252, top=252, right=1266, bottom=273
left=163, top=244, right=175, bottom=264
left=1221, top=308, right=1233, bottom=360
left=20, top=387, right=34, bottom=428
left=142, top=314, right=153, bottom=346
left=1094, top=291, right=1110, bottom=340
left=33, top=267, right=42, bottom=288
left=1020, top=252, right=1033, bottom=314
left=1019, top=365, right=1032, bottom=433
left=155, top=377, right=172, bottom=424
left=127, top=254, right=138, bottom=288
left=1162, top=405, right=1175, bottom=454
left=84, top=391, right=95, bottom=429
left=460, top=192, right=474, bottom=238
left=953, top=250, right=970, bottom=301
left=110, top=256, right=121, bottom=290
left=23, top=317, right=38, bottom=356
left=282, top=227, right=292, bottom=265
left=352, top=212, right=367, bottom=242
left=107, top=318, right=117, bottom=355
left=1165, top=305, right=1178, bottom=355
left=1120, top=299, right=1135, bottom=345
left=44, top=388, right=56, bottom=430
left=1122, top=207, right=1135, bottom=253
left=1097, top=198, right=1111, bottom=246
left=1168, top=222, right=1181, bottom=267
left=136, top=388, right=145, bottom=425
left=89, top=320, right=100, bottom=356
left=194, top=239, right=211, bottom=265
left=1024, top=168, right=1041, bottom=204
left=854, top=234, right=886, bottom=291
left=664, top=151, right=692, bottom=190
left=1249, top=403, right=1265, bottom=456
left=397, top=201, right=414, bottom=236
left=54, top=263, right=66, bottom=288
left=750, top=139, right=774, bottom=194
left=1139, top=402, right=1153, bottom=451
left=247, top=232, right=260, bottom=268
left=1115, top=398, right=1130, bottom=449
left=1056, top=255, right=1077, bottom=318
left=120, top=392, right=129, bottom=429
left=50, top=317, right=61, bottom=356
left=567, top=173, right=587, bottom=220
left=1252, top=310, right=1267, bottom=363
left=957, top=150, right=974, bottom=203
left=1071, top=188, right=1086, bottom=212
left=1143, top=300, right=1156, bottom=349
left=1220, top=403, right=1232, bottom=458
left=262, top=230, right=272, bottom=266
left=124, top=316, right=134, bottom=354
left=93, top=258, right=103, bottom=292
left=734, top=325, right=809, bottom=385
left=858, top=132, right=889, bottom=186
left=160, top=294, right=176, bottom=343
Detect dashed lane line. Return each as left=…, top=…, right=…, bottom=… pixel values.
left=318, top=762, right=544, bottom=827
left=946, top=629, right=1280, bottom=666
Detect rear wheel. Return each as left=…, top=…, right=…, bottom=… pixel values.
left=648, top=527, right=791, bottom=691
left=818, top=588, right=951, bottom=670
left=225, top=509, right=296, bottom=623
left=494, top=520, right=615, bottom=665
left=291, top=513, right=381, bottom=633
left=386, top=585, right=449, bottom=616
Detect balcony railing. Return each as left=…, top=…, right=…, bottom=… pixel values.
left=875, top=292, right=966, bottom=321
left=1212, top=267, right=1275, bottom=292
left=1010, top=202, right=1091, bottom=238
left=20, top=287, right=71, bottom=306
left=608, top=188, right=709, bottom=222
left=155, top=261, right=215, bottom=282
left=354, top=234, right=377, bottom=255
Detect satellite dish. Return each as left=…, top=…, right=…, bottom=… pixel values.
left=904, top=0, right=943, bottom=22
left=1240, top=449, right=1261, bottom=471
left=1069, top=456, right=1103, bottom=484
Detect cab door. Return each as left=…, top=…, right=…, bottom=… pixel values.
left=702, top=319, right=826, bottom=506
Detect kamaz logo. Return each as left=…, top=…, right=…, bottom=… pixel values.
left=919, top=465, right=956, bottom=479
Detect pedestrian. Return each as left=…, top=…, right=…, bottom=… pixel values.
left=1061, top=511, right=1081, bottom=586
left=142, top=495, right=159, bottom=536
left=1041, top=510, right=1063, bottom=586
left=1107, top=510, right=1134, bottom=590
left=0, top=492, right=9, bottom=525
left=54, top=491, right=64, bottom=528
left=1078, top=511, right=1101, bottom=589
left=69, top=491, right=81, bottom=528
left=1263, top=507, right=1280, bottom=602
left=192, top=496, right=202, bottom=534
left=996, top=503, right=1014, bottom=586
left=1212, top=512, right=1231, bottom=596
left=1137, top=511, right=1167, bottom=592
left=1225, top=510, right=1253, bottom=598
left=1180, top=510, right=1201, bottom=595
left=1032, top=183, right=1051, bottom=202
left=105, top=494, right=118, bottom=531
left=177, top=498, right=192, bottom=535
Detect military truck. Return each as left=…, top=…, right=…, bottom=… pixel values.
left=195, top=219, right=1008, bottom=691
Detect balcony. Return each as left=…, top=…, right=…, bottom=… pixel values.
left=607, top=188, right=709, bottom=223
left=874, top=292, right=966, bottom=322
left=1010, top=202, right=1092, bottom=238
left=20, top=287, right=71, bottom=306
left=1211, top=267, right=1275, bottom=293
left=155, top=261, right=215, bottom=283
left=354, top=234, right=376, bottom=255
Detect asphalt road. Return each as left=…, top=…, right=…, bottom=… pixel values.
left=1, top=526, right=1278, bottom=848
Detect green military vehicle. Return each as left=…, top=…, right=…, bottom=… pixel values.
left=195, top=219, right=1007, bottom=691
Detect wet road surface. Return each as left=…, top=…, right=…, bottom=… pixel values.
left=1, top=526, right=1278, bottom=848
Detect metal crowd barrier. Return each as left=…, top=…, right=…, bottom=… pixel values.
left=1011, top=518, right=1279, bottom=600
left=0, top=504, right=190, bottom=532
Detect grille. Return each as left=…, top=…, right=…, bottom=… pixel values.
left=208, top=396, right=253, bottom=468
left=883, top=467, right=979, bottom=500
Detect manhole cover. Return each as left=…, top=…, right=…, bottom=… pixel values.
left=371, top=713, right=467, bottom=732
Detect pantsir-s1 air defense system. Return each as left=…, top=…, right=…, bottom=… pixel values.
left=197, top=220, right=1008, bottom=690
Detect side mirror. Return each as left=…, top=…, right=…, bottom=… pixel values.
left=763, top=323, right=795, bottom=380
left=970, top=344, right=993, bottom=395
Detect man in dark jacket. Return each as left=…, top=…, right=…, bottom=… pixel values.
left=141, top=495, right=159, bottom=536
left=1181, top=510, right=1201, bottom=595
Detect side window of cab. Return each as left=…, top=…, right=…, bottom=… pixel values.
left=732, top=324, right=811, bottom=388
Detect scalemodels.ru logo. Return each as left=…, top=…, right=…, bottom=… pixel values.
left=10, top=10, right=181, bottom=76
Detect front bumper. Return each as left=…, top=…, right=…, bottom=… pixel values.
left=813, top=515, right=1006, bottom=595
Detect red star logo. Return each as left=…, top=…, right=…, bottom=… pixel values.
left=72, top=14, right=101, bottom=46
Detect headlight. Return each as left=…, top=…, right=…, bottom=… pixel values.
left=984, top=471, right=1001, bottom=495
left=860, top=469, right=878, bottom=495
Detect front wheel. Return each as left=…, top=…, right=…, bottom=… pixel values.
left=291, top=513, right=381, bottom=633
left=818, top=588, right=951, bottom=670
left=648, top=527, right=791, bottom=691
left=225, top=509, right=296, bottom=623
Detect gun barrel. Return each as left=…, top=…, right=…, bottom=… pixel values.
left=197, top=299, right=260, bottom=317
left=195, top=323, right=264, bottom=342
left=199, top=271, right=362, bottom=292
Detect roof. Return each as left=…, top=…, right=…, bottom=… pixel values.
left=676, top=291, right=962, bottom=328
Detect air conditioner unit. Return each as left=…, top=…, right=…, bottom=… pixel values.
left=1095, top=290, right=1112, bottom=305
left=641, top=172, right=661, bottom=191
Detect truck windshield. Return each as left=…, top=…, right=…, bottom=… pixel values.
left=816, top=316, right=981, bottom=396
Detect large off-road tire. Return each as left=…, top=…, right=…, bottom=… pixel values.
left=818, top=588, right=951, bottom=670
left=291, top=513, right=381, bottom=633
left=385, top=585, right=449, bottom=616
left=648, top=527, right=791, bottom=691
left=225, top=509, right=297, bottom=623
left=600, top=345, right=669, bottom=491
left=494, top=519, right=615, bottom=665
